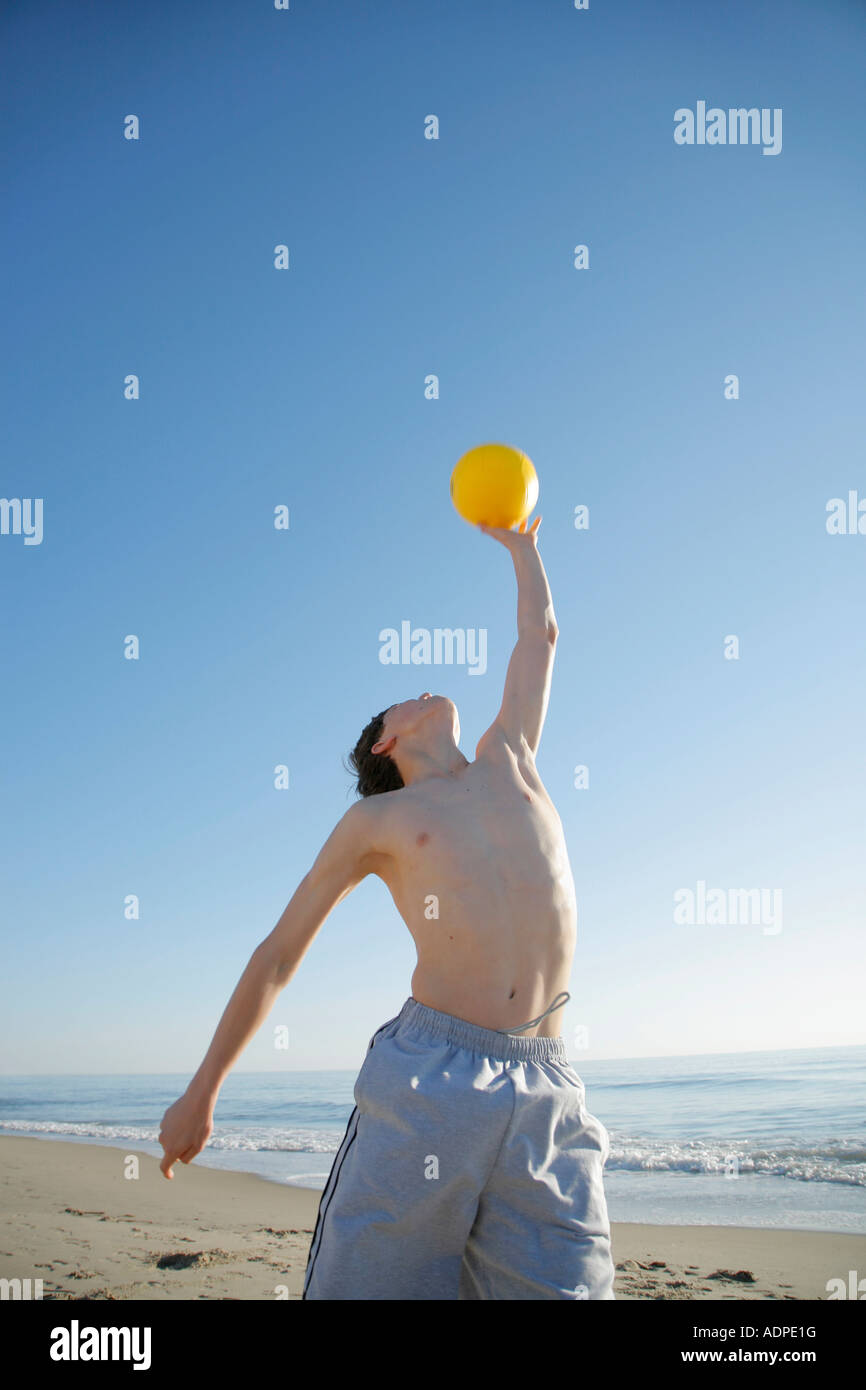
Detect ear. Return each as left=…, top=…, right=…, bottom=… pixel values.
left=371, top=734, right=396, bottom=757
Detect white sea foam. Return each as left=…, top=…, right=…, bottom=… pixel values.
left=3, top=1119, right=864, bottom=1185
left=605, top=1136, right=866, bottom=1186
left=0, top=1119, right=339, bottom=1155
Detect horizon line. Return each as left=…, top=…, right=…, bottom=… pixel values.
left=2, top=1039, right=864, bottom=1079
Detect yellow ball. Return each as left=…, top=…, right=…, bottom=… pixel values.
left=450, top=443, right=539, bottom=529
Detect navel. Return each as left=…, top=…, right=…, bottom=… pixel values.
left=416, top=831, right=430, bottom=846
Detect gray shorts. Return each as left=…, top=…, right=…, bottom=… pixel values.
left=302, top=996, right=615, bottom=1300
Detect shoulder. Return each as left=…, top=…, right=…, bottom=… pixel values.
left=338, top=792, right=386, bottom=838
left=337, top=786, right=408, bottom=857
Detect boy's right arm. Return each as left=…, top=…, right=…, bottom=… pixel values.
left=158, top=799, right=382, bottom=1179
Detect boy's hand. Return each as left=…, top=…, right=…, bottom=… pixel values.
left=478, top=516, right=541, bottom=553
left=158, top=1090, right=215, bottom=1179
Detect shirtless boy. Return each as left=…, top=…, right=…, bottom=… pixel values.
left=159, top=516, right=615, bottom=1301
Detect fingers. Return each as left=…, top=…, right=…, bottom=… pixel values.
left=159, top=1142, right=200, bottom=1178
left=477, top=521, right=525, bottom=538
left=477, top=517, right=541, bottom=542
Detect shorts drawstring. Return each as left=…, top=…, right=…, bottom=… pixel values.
left=495, top=991, right=571, bottom=1035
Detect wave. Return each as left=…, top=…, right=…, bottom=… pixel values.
left=599, top=1076, right=773, bottom=1092
left=0, top=1119, right=340, bottom=1155
left=606, top=1137, right=866, bottom=1186
left=4, top=1120, right=864, bottom=1186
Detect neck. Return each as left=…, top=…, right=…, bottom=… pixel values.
left=396, top=735, right=470, bottom=787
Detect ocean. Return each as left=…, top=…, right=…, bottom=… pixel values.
left=1, top=1044, right=863, bottom=1234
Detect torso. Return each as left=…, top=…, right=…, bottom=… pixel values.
left=364, top=738, right=577, bottom=1037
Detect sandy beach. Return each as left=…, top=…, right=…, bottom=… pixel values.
left=1, top=1136, right=862, bottom=1301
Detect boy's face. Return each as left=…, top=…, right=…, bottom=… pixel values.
left=372, top=694, right=457, bottom=755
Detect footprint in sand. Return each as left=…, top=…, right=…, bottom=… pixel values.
left=153, top=1249, right=235, bottom=1270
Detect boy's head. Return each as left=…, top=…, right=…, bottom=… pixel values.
left=347, top=693, right=458, bottom=797
left=347, top=708, right=405, bottom=798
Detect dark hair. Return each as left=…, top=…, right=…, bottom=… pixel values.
left=345, top=708, right=405, bottom=798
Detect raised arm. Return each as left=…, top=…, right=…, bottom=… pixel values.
left=158, top=799, right=381, bottom=1178
left=476, top=516, right=559, bottom=759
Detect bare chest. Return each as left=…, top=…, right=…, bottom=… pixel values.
left=380, top=758, right=570, bottom=889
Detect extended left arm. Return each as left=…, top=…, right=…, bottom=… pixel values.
left=477, top=517, right=559, bottom=757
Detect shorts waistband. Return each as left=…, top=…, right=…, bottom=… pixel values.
left=396, top=997, right=569, bottom=1063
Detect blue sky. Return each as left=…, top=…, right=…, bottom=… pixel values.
left=2, top=0, right=864, bottom=1075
